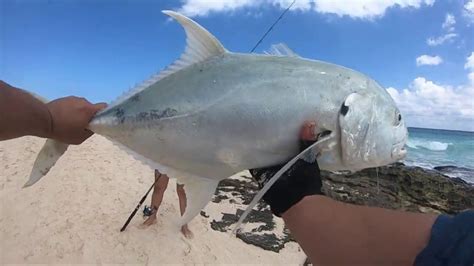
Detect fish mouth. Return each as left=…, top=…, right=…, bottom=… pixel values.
left=391, top=144, right=407, bottom=160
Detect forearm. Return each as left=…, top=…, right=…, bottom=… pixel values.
left=282, top=195, right=437, bottom=265
left=0, top=81, right=52, bottom=140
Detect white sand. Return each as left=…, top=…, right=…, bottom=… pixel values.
left=0, top=136, right=305, bottom=264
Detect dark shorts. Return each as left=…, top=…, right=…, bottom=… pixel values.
left=415, top=210, right=474, bottom=266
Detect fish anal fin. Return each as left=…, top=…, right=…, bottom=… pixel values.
left=177, top=175, right=219, bottom=226
left=103, top=136, right=218, bottom=226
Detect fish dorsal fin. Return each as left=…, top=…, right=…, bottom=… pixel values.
left=264, top=43, right=300, bottom=57
left=102, top=10, right=226, bottom=112
left=163, top=10, right=227, bottom=63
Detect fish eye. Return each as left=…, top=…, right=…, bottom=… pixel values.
left=394, top=111, right=402, bottom=125
left=341, top=103, right=349, bottom=116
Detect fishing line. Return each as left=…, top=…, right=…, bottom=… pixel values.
left=250, top=0, right=296, bottom=53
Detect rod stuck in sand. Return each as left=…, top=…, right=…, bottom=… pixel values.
left=120, top=175, right=160, bottom=232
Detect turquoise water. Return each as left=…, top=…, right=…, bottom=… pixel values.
left=406, top=127, right=474, bottom=183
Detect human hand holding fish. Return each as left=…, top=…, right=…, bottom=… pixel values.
left=0, top=80, right=106, bottom=145
left=46, top=96, right=107, bottom=144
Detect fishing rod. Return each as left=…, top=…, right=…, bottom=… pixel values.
left=120, top=176, right=160, bottom=232
left=250, top=0, right=296, bottom=52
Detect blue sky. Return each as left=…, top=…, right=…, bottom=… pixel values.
left=1, top=0, right=473, bottom=131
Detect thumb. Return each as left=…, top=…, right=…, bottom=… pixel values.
left=91, top=102, right=108, bottom=112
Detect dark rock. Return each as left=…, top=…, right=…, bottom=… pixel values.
left=434, top=165, right=474, bottom=182
left=237, top=232, right=287, bottom=252
left=210, top=212, right=239, bottom=232
left=208, top=178, right=291, bottom=252
left=434, top=165, right=473, bottom=172
left=217, top=177, right=259, bottom=205
left=322, top=164, right=473, bottom=214
left=204, top=164, right=474, bottom=253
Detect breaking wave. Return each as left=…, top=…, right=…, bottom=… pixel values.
left=406, top=139, right=451, bottom=151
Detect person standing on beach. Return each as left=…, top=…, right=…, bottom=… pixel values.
left=140, top=169, right=194, bottom=239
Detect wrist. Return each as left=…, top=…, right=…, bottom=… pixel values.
left=19, top=89, right=54, bottom=139
left=262, top=160, right=324, bottom=216
left=35, top=103, right=54, bottom=139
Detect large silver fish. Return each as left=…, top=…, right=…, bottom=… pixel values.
left=26, top=11, right=408, bottom=228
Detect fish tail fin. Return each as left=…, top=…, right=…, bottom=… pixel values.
left=23, top=139, right=69, bottom=188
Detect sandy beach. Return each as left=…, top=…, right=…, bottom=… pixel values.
left=0, top=136, right=305, bottom=264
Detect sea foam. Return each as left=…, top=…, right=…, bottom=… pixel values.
left=406, top=139, right=451, bottom=151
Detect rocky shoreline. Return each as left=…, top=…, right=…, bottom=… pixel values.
left=201, top=163, right=474, bottom=252
left=433, top=165, right=474, bottom=181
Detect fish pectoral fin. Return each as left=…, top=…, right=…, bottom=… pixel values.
left=177, top=175, right=219, bottom=226
left=24, top=139, right=69, bottom=188
left=232, top=138, right=327, bottom=233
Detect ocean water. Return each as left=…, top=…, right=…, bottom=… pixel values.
left=405, top=127, right=474, bottom=183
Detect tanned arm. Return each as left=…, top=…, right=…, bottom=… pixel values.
left=0, top=80, right=106, bottom=144
left=282, top=195, right=437, bottom=265
left=0, top=80, right=52, bottom=140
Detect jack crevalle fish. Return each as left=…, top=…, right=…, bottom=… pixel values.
left=26, top=11, right=408, bottom=228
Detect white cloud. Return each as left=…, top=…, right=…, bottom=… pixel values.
left=465, top=52, right=474, bottom=70
left=466, top=0, right=474, bottom=12
left=387, top=78, right=474, bottom=131
left=426, top=13, right=458, bottom=46
left=176, top=0, right=435, bottom=19
left=176, top=0, right=256, bottom=17
left=416, top=55, right=443, bottom=66
left=310, top=0, right=434, bottom=19
left=469, top=72, right=474, bottom=85
left=464, top=0, right=474, bottom=21
left=466, top=52, right=474, bottom=85
left=387, top=53, right=474, bottom=131
left=441, top=13, right=455, bottom=32
left=426, top=32, right=457, bottom=46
